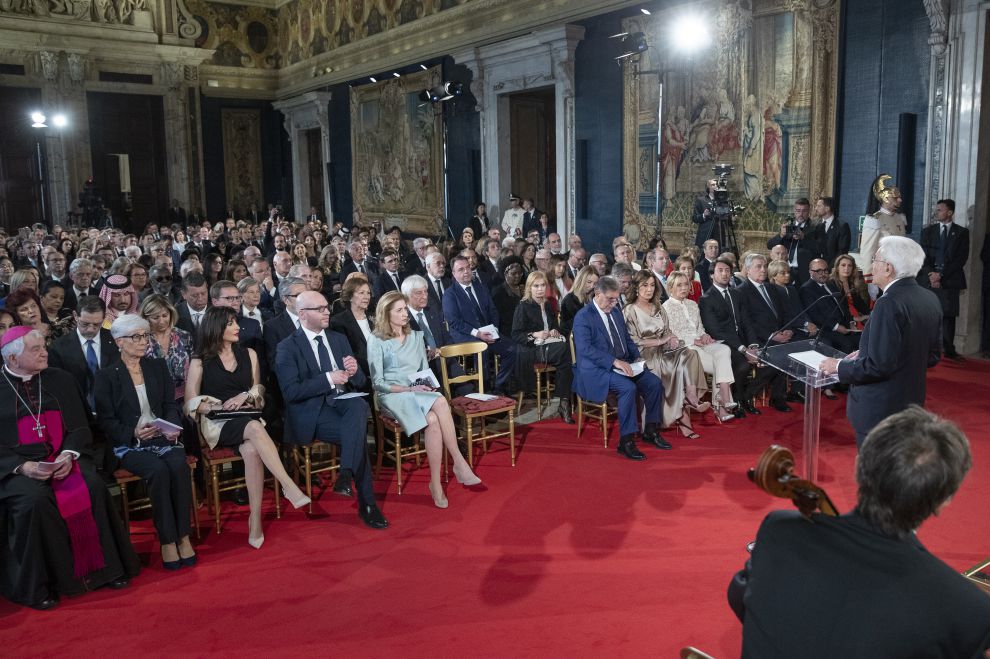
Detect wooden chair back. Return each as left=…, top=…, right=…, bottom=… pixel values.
left=438, top=341, right=488, bottom=397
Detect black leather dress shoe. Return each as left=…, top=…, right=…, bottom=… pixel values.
left=107, top=577, right=130, bottom=590
left=616, top=439, right=646, bottom=461
left=771, top=401, right=793, bottom=413
left=333, top=471, right=354, bottom=497
left=641, top=429, right=673, bottom=450
left=740, top=400, right=761, bottom=415
left=786, top=391, right=805, bottom=404
left=358, top=504, right=389, bottom=530
left=29, top=594, right=58, bottom=610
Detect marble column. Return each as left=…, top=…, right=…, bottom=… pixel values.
left=162, top=62, right=193, bottom=211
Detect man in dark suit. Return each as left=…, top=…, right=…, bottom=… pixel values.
left=460, top=248, right=493, bottom=292
left=262, top=276, right=307, bottom=373
left=339, top=239, right=378, bottom=281
left=520, top=198, right=542, bottom=237
left=175, top=272, right=210, bottom=345
left=728, top=407, right=990, bottom=658
left=62, top=258, right=98, bottom=314
left=442, top=254, right=515, bottom=393
left=404, top=237, right=433, bottom=277
left=697, top=239, right=720, bottom=293
left=809, top=196, right=850, bottom=267
left=47, top=296, right=120, bottom=416
left=767, top=198, right=817, bottom=285
left=572, top=276, right=667, bottom=460
left=799, top=259, right=859, bottom=354
left=699, top=259, right=781, bottom=416
left=736, top=253, right=794, bottom=411
left=275, top=290, right=388, bottom=530
left=819, top=237, right=942, bottom=446
left=403, top=275, right=472, bottom=397
left=167, top=199, right=187, bottom=226
left=424, top=252, right=450, bottom=312
left=918, top=198, right=969, bottom=359
left=373, top=249, right=404, bottom=299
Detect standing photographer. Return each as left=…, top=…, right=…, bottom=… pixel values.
left=767, top=198, right=818, bottom=284
left=692, top=178, right=718, bottom=249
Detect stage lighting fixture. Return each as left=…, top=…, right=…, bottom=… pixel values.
left=393, top=72, right=401, bottom=78
left=640, top=8, right=651, bottom=15
left=420, top=64, right=428, bottom=70
left=370, top=76, right=378, bottom=83
left=418, top=81, right=464, bottom=103
left=52, top=113, right=68, bottom=128
left=613, top=31, right=649, bottom=60
left=31, top=111, right=46, bottom=127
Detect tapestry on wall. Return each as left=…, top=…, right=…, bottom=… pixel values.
left=350, top=66, right=445, bottom=236
left=622, top=0, right=840, bottom=253
left=220, top=108, right=264, bottom=215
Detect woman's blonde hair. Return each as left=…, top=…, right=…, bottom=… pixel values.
left=571, top=266, right=599, bottom=304
left=767, top=259, right=790, bottom=280
left=373, top=291, right=411, bottom=339
left=521, top=270, right=549, bottom=302
left=666, top=270, right=690, bottom=295
left=139, top=293, right=178, bottom=327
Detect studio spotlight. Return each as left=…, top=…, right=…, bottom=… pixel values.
left=52, top=113, right=68, bottom=128
left=418, top=81, right=464, bottom=103
left=31, top=111, right=46, bottom=128
left=670, top=14, right=709, bottom=53
left=612, top=31, right=649, bottom=60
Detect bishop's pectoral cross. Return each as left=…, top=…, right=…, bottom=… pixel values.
left=33, top=419, right=46, bottom=438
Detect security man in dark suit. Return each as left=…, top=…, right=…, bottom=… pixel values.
left=818, top=237, right=942, bottom=446
left=729, top=407, right=990, bottom=658
left=809, top=196, right=851, bottom=267
left=917, top=198, right=969, bottom=359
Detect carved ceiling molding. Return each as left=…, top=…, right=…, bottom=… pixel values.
left=924, top=0, right=949, bottom=56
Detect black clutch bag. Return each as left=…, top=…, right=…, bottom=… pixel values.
left=206, top=409, right=263, bottom=420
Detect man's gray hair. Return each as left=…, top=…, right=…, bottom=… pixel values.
left=236, top=277, right=259, bottom=294
left=1, top=330, right=45, bottom=361
left=594, top=275, right=620, bottom=294
left=876, top=236, right=925, bottom=278
left=743, top=252, right=767, bottom=270
left=277, top=276, right=306, bottom=300
left=589, top=252, right=607, bottom=264
left=69, top=257, right=93, bottom=276
left=610, top=262, right=634, bottom=279
left=110, top=313, right=151, bottom=339
left=413, top=237, right=430, bottom=250
left=400, top=274, right=428, bottom=296
left=425, top=252, right=445, bottom=268
left=288, top=264, right=311, bottom=278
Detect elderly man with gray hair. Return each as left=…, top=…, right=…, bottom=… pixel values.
left=0, top=327, right=139, bottom=610
left=818, top=236, right=943, bottom=446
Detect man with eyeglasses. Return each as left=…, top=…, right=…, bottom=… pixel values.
left=572, top=276, right=667, bottom=461
left=48, top=296, right=120, bottom=419
left=63, top=258, right=97, bottom=314
left=276, top=290, right=388, bottom=530
left=211, top=279, right=264, bottom=361
left=43, top=250, right=67, bottom=284
left=148, top=264, right=178, bottom=305
left=800, top=258, right=859, bottom=354
left=373, top=248, right=404, bottom=300
left=262, top=276, right=308, bottom=373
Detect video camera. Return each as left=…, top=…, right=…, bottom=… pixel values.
left=709, top=163, right=744, bottom=221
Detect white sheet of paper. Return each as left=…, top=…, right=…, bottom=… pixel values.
left=613, top=360, right=646, bottom=377
left=789, top=350, right=829, bottom=370
left=150, top=418, right=183, bottom=434
left=477, top=324, right=500, bottom=339
left=408, top=369, right=440, bottom=389
left=34, top=456, right=70, bottom=475
left=335, top=392, right=368, bottom=399
left=464, top=393, right=498, bottom=401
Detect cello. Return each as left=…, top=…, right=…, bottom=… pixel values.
left=747, top=444, right=839, bottom=518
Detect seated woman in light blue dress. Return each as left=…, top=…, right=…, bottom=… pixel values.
left=367, top=291, right=484, bottom=509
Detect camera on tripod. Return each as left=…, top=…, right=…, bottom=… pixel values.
left=709, top=163, right=744, bottom=221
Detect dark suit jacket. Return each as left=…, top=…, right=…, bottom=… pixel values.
left=699, top=285, right=745, bottom=351
left=237, top=315, right=265, bottom=367
left=175, top=301, right=208, bottom=340
left=837, top=277, right=942, bottom=439
left=340, top=258, right=379, bottom=281
left=442, top=280, right=500, bottom=343
left=263, top=312, right=297, bottom=373
left=571, top=302, right=640, bottom=403
left=47, top=328, right=120, bottom=413
left=61, top=283, right=97, bottom=315
left=373, top=269, right=404, bottom=299
left=558, top=293, right=585, bottom=337
left=697, top=258, right=716, bottom=294
left=729, top=510, right=990, bottom=658
left=275, top=328, right=367, bottom=445
left=94, top=357, right=181, bottom=450
left=799, top=279, right=850, bottom=332
left=811, top=217, right=852, bottom=267
left=468, top=214, right=493, bottom=238
left=767, top=222, right=816, bottom=284
left=328, top=309, right=374, bottom=376
left=425, top=275, right=451, bottom=311
left=736, top=279, right=790, bottom=346
left=918, top=222, right=969, bottom=290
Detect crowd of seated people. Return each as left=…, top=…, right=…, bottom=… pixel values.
left=0, top=195, right=923, bottom=609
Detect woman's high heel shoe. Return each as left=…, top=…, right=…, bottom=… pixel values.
left=674, top=419, right=701, bottom=439
left=685, top=400, right=711, bottom=414
left=286, top=490, right=311, bottom=510
left=248, top=519, right=265, bottom=549
left=429, top=482, right=449, bottom=509
left=453, top=465, right=483, bottom=488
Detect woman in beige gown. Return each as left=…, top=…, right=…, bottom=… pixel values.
left=623, top=271, right=710, bottom=438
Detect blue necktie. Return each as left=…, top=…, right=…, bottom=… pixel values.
left=607, top=313, right=626, bottom=359
left=85, top=339, right=98, bottom=410
left=466, top=285, right=485, bottom=322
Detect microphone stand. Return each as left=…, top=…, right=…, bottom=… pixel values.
left=811, top=291, right=846, bottom=351
left=759, top=292, right=841, bottom=359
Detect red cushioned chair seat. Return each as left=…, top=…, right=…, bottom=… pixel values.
left=113, top=468, right=136, bottom=480
left=450, top=395, right=517, bottom=414
left=379, top=414, right=402, bottom=431
left=203, top=447, right=238, bottom=460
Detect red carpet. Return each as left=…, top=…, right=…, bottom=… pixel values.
left=2, top=359, right=988, bottom=657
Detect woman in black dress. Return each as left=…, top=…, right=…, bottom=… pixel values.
left=511, top=271, right=574, bottom=423
left=490, top=257, right=525, bottom=338
left=184, top=307, right=309, bottom=549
